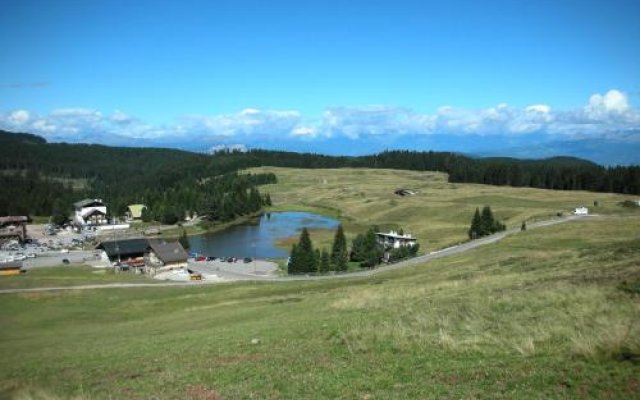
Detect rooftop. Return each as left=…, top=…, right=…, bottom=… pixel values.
left=74, top=199, right=105, bottom=209
left=376, top=230, right=415, bottom=239
left=96, top=238, right=149, bottom=257
left=148, top=240, right=188, bottom=264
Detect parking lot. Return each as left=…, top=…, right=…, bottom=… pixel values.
left=187, top=258, right=279, bottom=280
left=1, top=224, right=102, bottom=267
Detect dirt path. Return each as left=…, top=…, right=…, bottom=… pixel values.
left=0, top=215, right=591, bottom=294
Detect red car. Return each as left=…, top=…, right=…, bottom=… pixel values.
left=195, top=256, right=206, bottom=262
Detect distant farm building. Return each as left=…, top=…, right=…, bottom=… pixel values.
left=0, top=216, right=29, bottom=243
left=573, top=207, right=589, bottom=215
left=394, top=188, right=416, bottom=197
left=74, top=199, right=108, bottom=226
left=125, top=204, right=147, bottom=222
left=375, top=230, right=417, bottom=249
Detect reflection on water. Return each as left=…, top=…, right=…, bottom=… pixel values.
left=188, top=212, right=339, bottom=259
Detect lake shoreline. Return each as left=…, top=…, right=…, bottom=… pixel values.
left=187, top=211, right=340, bottom=259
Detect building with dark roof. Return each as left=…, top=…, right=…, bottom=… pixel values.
left=96, top=238, right=189, bottom=274
left=145, top=240, right=188, bottom=272
left=96, top=238, right=149, bottom=263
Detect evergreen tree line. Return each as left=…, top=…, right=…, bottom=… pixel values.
left=0, top=172, right=77, bottom=216
left=2, top=130, right=639, bottom=218
left=288, top=225, right=419, bottom=274
left=468, top=206, right=506, bottom=239
left=288, top=225, right=350, bottom=274
left=115, top=172, right=275, bottom=225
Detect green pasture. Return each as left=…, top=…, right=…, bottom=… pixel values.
left=1, top=215, right=638, bottom=399
left=1, top=168, right=639, bottom=399
left=252, top=167, right=638, bottom=251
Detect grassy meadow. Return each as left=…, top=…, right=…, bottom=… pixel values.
left=1, top=168, right=639, bottom=399
left=253, top=167, right=638, bottom=251
left=0, top=266, right=158, bottom=291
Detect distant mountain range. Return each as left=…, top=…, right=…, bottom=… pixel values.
left=27, top=126, right=640, bottom=166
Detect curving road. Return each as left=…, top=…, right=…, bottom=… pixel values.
left=0, top=215, right=589, bottom=294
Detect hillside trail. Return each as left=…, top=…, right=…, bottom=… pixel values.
left=0, top=214, right=597, bottom=294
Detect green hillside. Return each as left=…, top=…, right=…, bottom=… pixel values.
left=1, top=167, right=639, bottom=398
left=1, top=215, right=638, bottom=399
left=2, top=130, right=639, bottom=219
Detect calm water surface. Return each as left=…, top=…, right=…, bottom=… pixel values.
left=188, top=212, right=339, bottom=259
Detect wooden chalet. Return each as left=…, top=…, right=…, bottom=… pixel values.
left=145, top=240, right=188, bottom=274
left=96, top=238, right=149, bottom=272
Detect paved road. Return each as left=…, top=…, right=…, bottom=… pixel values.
left=0, top=215, right=589, bottom=294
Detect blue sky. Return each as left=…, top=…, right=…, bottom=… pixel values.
left=1, top=0, right=639, bottom=164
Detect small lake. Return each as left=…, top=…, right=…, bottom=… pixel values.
left=188, top=212, right=340, bottom=259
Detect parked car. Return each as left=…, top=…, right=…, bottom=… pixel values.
left=195, top=256, right=206, bottom=262
left=243, top=257, right=253, bottom=263
left=226, top=257, right=237, bottom=263
left=62, top=258, right=70, bottom=265
left=60, top=249, right=69, bottom=254
left=206, top=256, right=216, bottom=261
left=26, top=253, right=37, bottom=258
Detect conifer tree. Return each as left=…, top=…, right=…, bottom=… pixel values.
left=468, top=207, right=482, bottom=239
left=350, top=233, right=365, bottom=262
left=331, top=224, right=348, bottom=271
left=469, top=206, right=506, bottom=239
left=141, top=206, right=152, bottom=222
left=319, top=249, right=331, bottom=273
left=288, top=228, right=317, bottom=274
left=360, top=228, right=383, bottom=268
left=480, top=206, right=494, bottom=236
left=288, top=243, right=299, bottom=274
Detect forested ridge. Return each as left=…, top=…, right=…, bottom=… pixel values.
left=1, top=130, right=638, bottom=217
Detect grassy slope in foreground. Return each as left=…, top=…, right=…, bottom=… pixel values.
left=0, top=266, right=159, bottom=291
left=0, top=216, right=639, bottom=399
left=252, top=166, right=638, bottom=251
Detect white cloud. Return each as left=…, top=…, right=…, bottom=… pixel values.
left=181, top=108, right=301, bottom=137
left=111, top=110, right=137, bottom=125
left=7, top=109, right=30, bottom=125
left=526, top=104, right=551, bottom=114
left=290, top=126, right=317, bottom=137
left=32, top=119, right=57, bottom=133
left=322, top=106, right=417, bottom=139
left=0, top=89, right=637, bottom=146
left=586, top=89, right=629, bottom=117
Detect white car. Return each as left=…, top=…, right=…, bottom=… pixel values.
left=26, top=253, right=37, bottom=258
left=60, top=249, right=70, bottom=254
